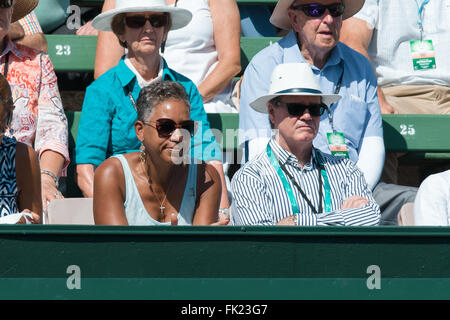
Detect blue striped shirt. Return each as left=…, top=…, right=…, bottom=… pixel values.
left=231, top=139, right=380, bottom=226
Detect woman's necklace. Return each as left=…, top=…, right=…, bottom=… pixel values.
left=141, top=160, right=175, bottom=218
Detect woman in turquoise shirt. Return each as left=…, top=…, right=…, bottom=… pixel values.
left=75, top=0, right=229, bottom=209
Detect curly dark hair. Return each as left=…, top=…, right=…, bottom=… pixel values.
left=136, top=80, right=191, bottom=122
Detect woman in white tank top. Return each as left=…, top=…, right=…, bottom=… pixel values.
left=163, top=0, right=241, bottom=113
left=93, top=81, right=223, bottom=226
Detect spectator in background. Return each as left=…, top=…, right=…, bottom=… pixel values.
left=0, top=73, right=42, bottom=224
left=414, top=170, right=450, bottom=226
left=340, top=0, right=450, bottom=185
left=232, top=63, right=380, bottom=226
left=1, top=0, right=70, bottom=211
left=94, top=0, right=241, bottom=114
left=238, top=0, right=417, bottom=225
left=75, top=0, right=230, bottom=213
left=94, top=81, right=224, bottom=226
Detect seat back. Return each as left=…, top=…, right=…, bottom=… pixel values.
left=45, top=198, right=94, bottom=225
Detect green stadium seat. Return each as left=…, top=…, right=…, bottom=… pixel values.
left=46, top=35, right=280, bottom=74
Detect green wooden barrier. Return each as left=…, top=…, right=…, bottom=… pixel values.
left=1, top=225, right=450, bottom=299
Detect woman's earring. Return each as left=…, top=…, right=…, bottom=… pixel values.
left=139, top=144, right=146, bottom=163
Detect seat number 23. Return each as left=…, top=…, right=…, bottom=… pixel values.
left=55, top=45, right=71, bottom=56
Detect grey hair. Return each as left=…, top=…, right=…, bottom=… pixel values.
left=136, top=80, right=191, bottom=122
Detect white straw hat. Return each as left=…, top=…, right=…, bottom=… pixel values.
left=250, top=63, right=341, bottom=113
left=92, top=0, right=192, bottom=32
left=270, top=0, right=365, bottom=30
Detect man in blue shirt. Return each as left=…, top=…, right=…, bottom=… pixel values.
left=239, top=0, right=417, bottom=225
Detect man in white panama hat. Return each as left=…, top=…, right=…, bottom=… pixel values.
left=231, top=63, right=380, bottom=226
left=238, top=0, right=417, bottom=225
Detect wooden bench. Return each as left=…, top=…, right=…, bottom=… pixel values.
left=64, top=111, right=450, bottom=196
left=45, top=34, right=280, bottom=73
left=66, top=111, right=450, bottom=154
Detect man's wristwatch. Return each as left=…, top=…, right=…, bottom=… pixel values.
left=40, top=169, right=59, bottom=188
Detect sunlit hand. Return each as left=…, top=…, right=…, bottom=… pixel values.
left=76, top=21, right=98, bottom=36
left=41, top=174, right=63, bottom=211
left=276, top=215, right=296, bottom=226
left=341, top=196, right=369, bottom=210
left=16, top=209, right=41, bottom=224
left=379, top=100, right=398, bottom=114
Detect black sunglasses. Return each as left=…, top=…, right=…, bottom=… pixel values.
left=290, top=3, right=345, bottom=18
left=276, top=102, right=328, bottom=117
left=143, top=118, right=196, bottom=138
left=124, top=14, right=169, bottom=29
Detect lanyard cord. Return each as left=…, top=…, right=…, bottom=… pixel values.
left=278, top=154, right=324, bottom=214
left=127, top=84, right=138, bottom=113
left=414, top=0, right=430, bottom=39
left=414, top=0, right=430, bottom=28
left=267, top=144, right=330, bottom=214
left=3, top=52, right=9, bottom=78
left=327, top=64, right=344, bottom=133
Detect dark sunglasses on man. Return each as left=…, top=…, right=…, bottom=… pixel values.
left=290, top=3, right=345, bottom=18
left=143, top=118, right=196, bottom=138
left=276, top=101, right=328, bottom=117
left=0, top=0, right=13, bottom=9
left=124, top=14, right=169, bottom=29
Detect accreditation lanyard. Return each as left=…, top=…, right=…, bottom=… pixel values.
left=414, top=0, right=430, bottom=39
left=127, top=83, right=139, bottom=113
left=267, top=144, right=332, bottom=215
left=326, top=65, right=344, bottom=133
left=3, top=52, right=9, bottom=78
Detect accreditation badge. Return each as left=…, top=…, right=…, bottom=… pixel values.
left=410, top=40, right=436, bottom=71
left=327, top=132, right=349, bottom=159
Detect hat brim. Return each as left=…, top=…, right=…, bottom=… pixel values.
left=12, top=0, right=39, bottom=23
left=92, top=6, right=192, bottom=31
left=250, top=92, right=342, bottom=114
left=270, top=0, right=365, bottom=30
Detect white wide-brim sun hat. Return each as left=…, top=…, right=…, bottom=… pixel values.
left=250, top=63, right=341, bottom=114
left=270, top=0, right=365, bottom=30
left=92, top=0, right=192, bottom=32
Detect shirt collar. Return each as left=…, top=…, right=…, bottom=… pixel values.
left=117, top=55, right=176, bottom=89
left=269, top=138, right=317, bottom=170
left=281, top=30, right=344, bottom=70
left=0, top=37, right=23, bottom=60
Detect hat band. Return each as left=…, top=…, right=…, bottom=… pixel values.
left=275, top=88, right=323, bottom=95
